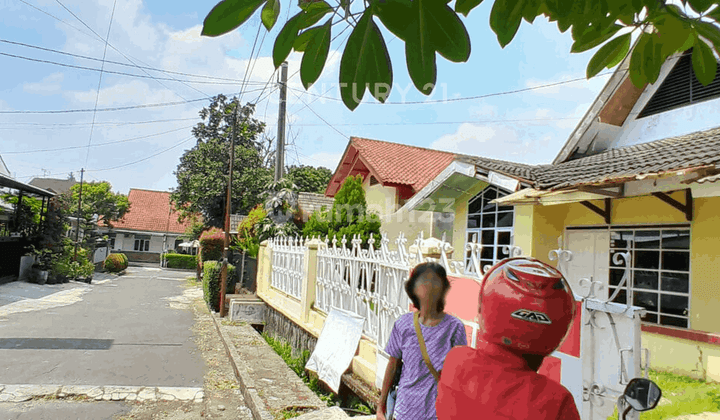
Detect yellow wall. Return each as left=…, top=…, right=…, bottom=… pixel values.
left=450, top=181, right=488, bottom=257
left=516, top=192, right=720, bottom=380
left=364, top=177, right=397, bottom=215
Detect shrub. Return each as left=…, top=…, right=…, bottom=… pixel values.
left=203, top=261, right=236, bottom=312
left=104, top=253, right=128, bottom=273
left=51, top=238, right=95, bottom=280
left=199, top=227, right=224, bottom=262
left=233, top=205, right=266, bottom=258
left=164, top=253, right=197, bottom=269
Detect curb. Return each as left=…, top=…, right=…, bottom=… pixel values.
left=209, top=312, right=274, bottom=420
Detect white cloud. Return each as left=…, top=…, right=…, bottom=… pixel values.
left=23, top=73, right=65, bottom=95
left=300, top=151, right=342, bottom=170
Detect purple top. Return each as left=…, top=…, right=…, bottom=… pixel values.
left=385, top=312, right=467, bottom=420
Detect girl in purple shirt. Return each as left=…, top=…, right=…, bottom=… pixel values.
left=378, top=262, right=467, bottom=420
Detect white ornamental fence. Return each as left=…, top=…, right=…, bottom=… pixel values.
left=315, top=231, right=484, bottom=348
left=268, top=236, right=307, bottom=300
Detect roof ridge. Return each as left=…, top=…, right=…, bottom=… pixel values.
left=351, top=136, right=456, bottom=156
left=129, top=188, right=172, bottom=194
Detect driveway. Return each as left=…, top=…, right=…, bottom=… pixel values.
left=0, top=267, right=203, bottom=388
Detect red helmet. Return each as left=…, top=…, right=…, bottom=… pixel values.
left=478, top=257, right=576, bottom=356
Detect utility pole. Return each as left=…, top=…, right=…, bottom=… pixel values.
left=274, top=62, right=288, bottom=182
left=220, top=99, right=239, bottom=317
left=74, top=168, right=84, bottom=261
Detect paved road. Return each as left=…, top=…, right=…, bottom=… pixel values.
left=0, top=267, right=204, bottom=418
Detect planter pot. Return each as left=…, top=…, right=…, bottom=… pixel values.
left=32, top=269, right=48, bottom=285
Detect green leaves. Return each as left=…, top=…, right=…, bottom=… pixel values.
left=300, top=19, right=331, bottom=89
left=202, top=0, right=266, bottom=36
left=688, top=0, right=714, bottom=13
left=490, top=0, right=527, bottom=47
left=373, top=0, right=412, bottom=40
left=455, top=0, right=483, bottom=17
left=261, top=0, right=280, bottom=31
left=571, top=24, right=622, bottom=53
left=586, top=33, right=631, bottom=78
left=272, top=3, right=332, bottom=68
left=339, top=10, right=393, bottom=110
left=692, top=37, right=717, bottom=85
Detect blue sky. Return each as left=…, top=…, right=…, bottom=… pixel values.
left=0, top=0, right=611, bottom=194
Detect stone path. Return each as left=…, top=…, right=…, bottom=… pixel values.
left=0, top=384, right=203, bottom=403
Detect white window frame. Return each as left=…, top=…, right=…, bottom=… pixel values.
left=465, top=185, right=515, bottom=276
left=134, top=239, right=150, bottom=252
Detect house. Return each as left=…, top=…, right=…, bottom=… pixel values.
left=402, top=49, right=720, bottom=382
left=29, top=175, right=77, bottom=195
left=327, top=137, right=459, bottom=244
left=100, top=189, right=195, bottom=263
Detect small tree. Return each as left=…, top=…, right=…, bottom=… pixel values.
left=303, top=175, right=380, bottom=245
left=66, top=182, right=130, bottom=248
left=181, top=215, right=205, bottom=241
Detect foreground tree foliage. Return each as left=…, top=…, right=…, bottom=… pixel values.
left=202, top=0, right=720, bottom=110
left=172, top=95, right=273, bottom=227
left=66, top=181, right=130, bottom=247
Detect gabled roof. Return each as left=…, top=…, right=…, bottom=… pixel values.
left=325, top=137, right=456, bottom=197
left=29, top=176, right=77, bottom=195
left=110, top=189, right=193, bottom=234
left=535, top=126, right=720, bottom=190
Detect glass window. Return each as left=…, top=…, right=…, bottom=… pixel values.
left=465, top=186, right=514, bottom=275
left=609, top=227, right=690, bottom=329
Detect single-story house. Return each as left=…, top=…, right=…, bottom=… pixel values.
left=401, top=49, right=720, bottom=381
left=29, top=175, right=77, bottom=195
left=100, top=189, right=195, bottom=263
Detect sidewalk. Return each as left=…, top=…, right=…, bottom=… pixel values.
left=210, top=311, right=375, bottom=420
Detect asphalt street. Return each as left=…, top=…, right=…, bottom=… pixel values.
left=0, top=266, right=204, bottom=418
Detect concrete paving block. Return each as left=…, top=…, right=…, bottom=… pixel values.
left=292, top=407, right=348, bottom=420
left=137, top=387, right=157, bottom=401
left=126, top=393, right=137, bottom=401
left=157, top=387, right=203, bottom=401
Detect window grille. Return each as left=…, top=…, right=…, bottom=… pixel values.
left=465, top=186, right=514, bottom=275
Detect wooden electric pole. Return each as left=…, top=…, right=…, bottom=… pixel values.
left=274, top=62, right=288, bottom=182
left=220, top=99, right=239, bottom=317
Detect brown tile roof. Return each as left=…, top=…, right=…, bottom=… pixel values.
left=110, top=189, right=194, bottom=234
left=535, top=127, right=720, bottom=189
left=455, top=155, right=539, bottom=184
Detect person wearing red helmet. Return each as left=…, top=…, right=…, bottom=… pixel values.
left=436, top=257, right=580, bottom=420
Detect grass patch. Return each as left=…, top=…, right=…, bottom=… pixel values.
left=185, top=276, right=200, bottom=288
left=262, top=333, right=373, bottom=415
left=605, top=370, right=720, bottom=419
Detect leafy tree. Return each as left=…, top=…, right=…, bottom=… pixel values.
left=286, top=165, right=333, bottom=194
left=171, top=94, right=273, bottom=227
left=203, top=0, right=720, bottom=109
left=2, top=194, right=42, bottom=236
left=68, top=181, right=130, bottom=247
left=303, top=175, right=380, bottom=245
left=181, top=214, right=206, bottom=241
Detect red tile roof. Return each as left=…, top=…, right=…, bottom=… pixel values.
left=326, top=137, right=456, bottom=197
left=110, top=189, right=194, bottom=234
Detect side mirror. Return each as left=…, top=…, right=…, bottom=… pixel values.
left=622, top=378, right=662, bottom=412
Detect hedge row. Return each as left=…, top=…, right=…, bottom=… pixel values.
left=104, top=253, right=128, bottom=273
left=164, top=253, right=197, bottom=269
left=202, top=260, right=236, bottom=312
left=199, top=227, right=224, bottom=262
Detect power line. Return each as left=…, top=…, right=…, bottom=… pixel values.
left=0, top=39, right=266, bottom=84
left=0, top=117, right=198, bottom=128
left=85, top=0, right=118, bottom=166
left=288, top=89, right=348, bottom=139
left=86, top=136, right=195, bottom=172
left=2, top=125, right=193, bottom=154
left=285, top=71, right=615, bottom=105
left=280, top=117, right=581, bottom=127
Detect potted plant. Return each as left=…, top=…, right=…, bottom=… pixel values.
left=28, top=246, right=53, bottom=285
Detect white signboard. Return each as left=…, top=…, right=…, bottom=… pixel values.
left=305, top=307, right=364, bottom=392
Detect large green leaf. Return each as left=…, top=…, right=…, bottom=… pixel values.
left=692, top=37, right=717, bottom=85
left=426, top=2, right=471, bottom=63
left=455, top=0, right=483, bottom=17
left=696, top=20, right=720, bottom=52
left=299, top=1, right=333, bottom=29
left=202, top=0, right=266, bottom=37
left=273, top=14, right=303, bottom=68
left=373, top=0, right=412, bottom=40
left=405, top=0, right=439, bottom=93
left=261, top=0, right=280, bottom=31
left=521, top=0, right=543, bottom=23
left=490, top=0, right=527, bottom=47
left=294, top=27, right=323, bottom=52
left=642, top=33, right=664, bottom=84
left=654, top=13, right=694, bottom=59
left=629, top=33, right=649, bottom=87
left=586, top=33, right=631, bottom=78
left=689, top=0, right=714, bottom=13
left=301, top=19, right=332, bottom=89
left=339, top=10, right=393, bottom=110
left=571, top=24, right=622, bottom=53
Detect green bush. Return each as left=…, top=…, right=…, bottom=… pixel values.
left=203, top=260, right=236, bottom=312
left=233, top=205, right=266, bottom=258
left=164, top=253, right=197, bottom=269
left=51, top=239, right=94, bottom=280
left=104, top=253, right=128, bottom=273
left=200, top=227, right=224, bottom=262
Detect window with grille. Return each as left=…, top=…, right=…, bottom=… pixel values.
left=134, top=239, right=150, bottom=252
left=639, top=51, right=720, bottom=118
left=609, top=228, right=690, bottom=328
left=466, top=186, right=514, bottom=275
